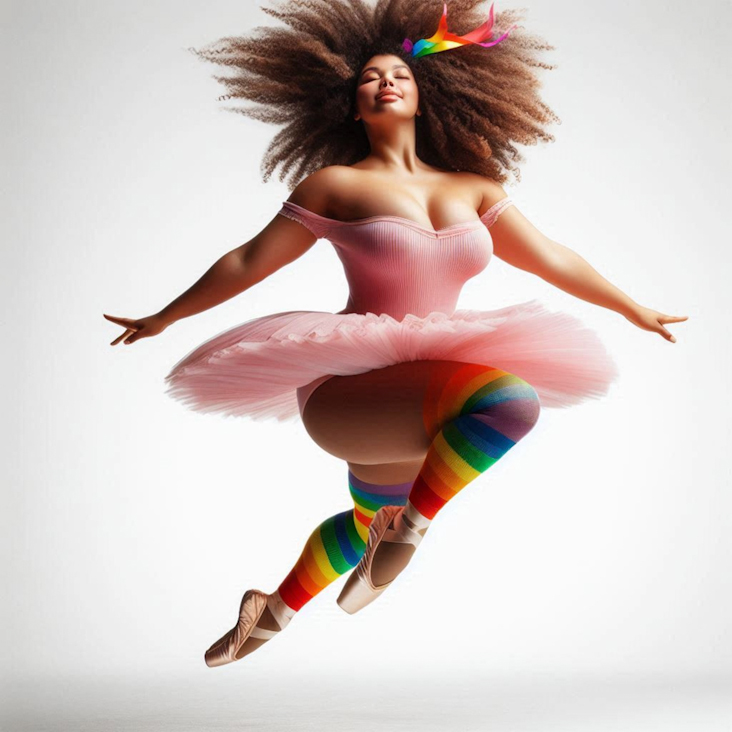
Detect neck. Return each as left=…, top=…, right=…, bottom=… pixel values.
left=361, top=118, right=421, bottom=174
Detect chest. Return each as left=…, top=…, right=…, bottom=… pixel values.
left=327, top=222, right=493, bottom=282
left=328, top=184, right=480, bottom=232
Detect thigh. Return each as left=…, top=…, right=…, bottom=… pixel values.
left=299, top=359, right=472, bottom=465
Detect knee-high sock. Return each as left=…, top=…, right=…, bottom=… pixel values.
left=404, top=363, right=541, bottom=529
left=277, top=471, right=413, bottom=611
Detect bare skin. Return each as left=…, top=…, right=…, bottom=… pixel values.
left=104, top=53, right=688, bottom=661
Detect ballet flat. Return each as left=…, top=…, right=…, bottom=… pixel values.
left=204, top=589, right=294, bottom=667
left=336, top=504, right=424, bottom=615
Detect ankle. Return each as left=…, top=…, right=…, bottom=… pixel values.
left=267, top=590, right=297, bottom=629
left=397, top=513, right=428, bottom=537
left=402, top=503, right=431, bottom=534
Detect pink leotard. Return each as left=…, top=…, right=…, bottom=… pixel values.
left=278, top=197, right=515, bottom=321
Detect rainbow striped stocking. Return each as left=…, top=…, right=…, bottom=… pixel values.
left=277, top=472, right=413, bottom=611
left=402, top=362, right=541, bottom=532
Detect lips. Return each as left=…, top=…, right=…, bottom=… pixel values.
left=376, top=90, right=401, bottom=100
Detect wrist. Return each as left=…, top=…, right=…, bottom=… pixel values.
left=616, top=299, right=642, bottom=319
left=155, top=309, right=178, bottom=328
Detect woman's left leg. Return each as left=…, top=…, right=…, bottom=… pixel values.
left=337, top=361, right=542, bottom=609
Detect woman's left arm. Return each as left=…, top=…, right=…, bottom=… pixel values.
left=484, top=198, right=688, bottom=343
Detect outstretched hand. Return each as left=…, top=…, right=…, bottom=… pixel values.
left=624, top=306, right=688, bottom=343
left=103, top=313, right=169, bottom=345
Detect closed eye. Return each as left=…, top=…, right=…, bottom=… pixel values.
left=362, top=75, right=411, bottom=83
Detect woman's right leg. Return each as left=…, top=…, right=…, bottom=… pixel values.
left=218, top=365, right=435, bottom=660
left=205, top=363, right=438, bottom=666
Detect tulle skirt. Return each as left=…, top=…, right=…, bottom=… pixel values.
left=163, top=299, right=620, bottom=422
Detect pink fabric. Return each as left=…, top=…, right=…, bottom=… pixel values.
left=164, top=198, right=619, bottom=421
left=278, top=198, right=513, bottom=321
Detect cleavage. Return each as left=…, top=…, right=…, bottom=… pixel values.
left=332, top=190, right=473, bottom=231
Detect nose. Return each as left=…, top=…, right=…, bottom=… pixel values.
left=380, top=77, right=395, bottom=88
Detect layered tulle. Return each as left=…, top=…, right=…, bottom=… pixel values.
left=162, top=299, right=619, bottom=422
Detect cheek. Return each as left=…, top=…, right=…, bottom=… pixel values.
left=355, top=86, right=371, bottom=109
left=406, top=87, right=419, bottom=109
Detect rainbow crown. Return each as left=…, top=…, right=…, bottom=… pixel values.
left=402, top=2, right=516, bottom=58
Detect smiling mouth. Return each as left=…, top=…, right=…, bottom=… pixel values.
left=376, top=93, right=400, bottom=101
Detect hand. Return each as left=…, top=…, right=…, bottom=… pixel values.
left=624, top=306, right=688, bottom=343
left=103, top=313, right=170, bottom=345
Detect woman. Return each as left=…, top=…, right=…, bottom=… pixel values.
left=103, top=0, right=687, bottom=667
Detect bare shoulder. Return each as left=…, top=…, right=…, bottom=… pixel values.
left=286, top=166, right=359, bottom=216
left=456, top=172, right=510, bottom=214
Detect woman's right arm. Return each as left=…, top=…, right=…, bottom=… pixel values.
left=104, top=171, right=333, bottom=345
left=155, top=211, right=319, bottom=326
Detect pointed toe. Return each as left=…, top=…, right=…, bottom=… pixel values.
left=337, top=571, right=385, bottom=614
left=336, top=504, right=417, bottom=614
left=203, top=589, right=278, bottom=667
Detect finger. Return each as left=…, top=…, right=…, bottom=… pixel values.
left=658, top=326, right=676, bottom=343
left=104, top=314, right=140, bottom=330
left=658, top=314, right=688, bottom=323
left=657, top=313, right=689, bottom=323
left=111, top=328, right=134, bottom=346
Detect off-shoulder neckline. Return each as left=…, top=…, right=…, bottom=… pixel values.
left=280, top=197, right=512, bottom=237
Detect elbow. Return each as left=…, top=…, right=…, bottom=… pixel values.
left=534, top=239, right=571, bottom=280
left=220, top=249, right=258, bottom=290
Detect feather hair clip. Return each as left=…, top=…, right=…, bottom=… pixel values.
left=403, top=2, right=516, bottom=58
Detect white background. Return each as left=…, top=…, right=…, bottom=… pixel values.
left=2, top=0, right=730, bottom=729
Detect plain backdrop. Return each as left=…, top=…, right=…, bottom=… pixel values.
left=2, top=0, right=730, bottom=729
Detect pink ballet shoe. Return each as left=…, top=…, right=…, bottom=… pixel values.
left=336, top=504, right=425, bottom=614
left=204, top=589, right=295, bottom=667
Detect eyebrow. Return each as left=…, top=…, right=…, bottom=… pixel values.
left=359, top=64, right=411, bottom=76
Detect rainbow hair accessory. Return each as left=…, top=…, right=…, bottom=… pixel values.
left=403, top=2, right=517, bottom=58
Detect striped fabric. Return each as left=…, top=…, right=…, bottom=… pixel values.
left=277, top=471, right=413, bottom=611
left=408, top=362, right=542, bottom=520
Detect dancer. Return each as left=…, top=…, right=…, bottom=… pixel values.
left=104, top=0, right=687, bottom=667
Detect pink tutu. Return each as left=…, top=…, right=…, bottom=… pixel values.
left=163, top=299, right=619, bottom=422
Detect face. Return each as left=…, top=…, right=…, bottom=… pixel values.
left=354, top=54, right=420, bottom=123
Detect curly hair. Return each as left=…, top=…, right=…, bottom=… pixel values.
left=187, top=0, right=560, bottom=189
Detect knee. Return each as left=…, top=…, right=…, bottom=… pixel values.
left=512, top=379, right=541, bottom=429
left=471, top=376, right=541, bottom=439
